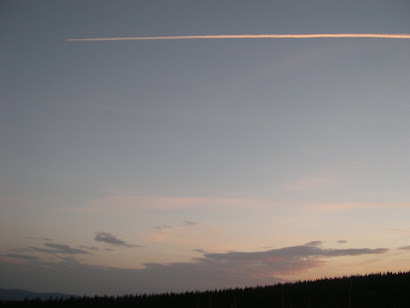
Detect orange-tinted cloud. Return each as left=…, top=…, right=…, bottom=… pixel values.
left=311, top=202, right=410, bottom=211
left=66, top=33, right=410, bottom=42
left=283, top=174, right=335, bottom=192
left=77, top=194, right=272, bottom=212
left=0, top=242, right=388, bottom=294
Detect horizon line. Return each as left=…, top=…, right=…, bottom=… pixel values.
left=65, top=33, right=410, bottom=41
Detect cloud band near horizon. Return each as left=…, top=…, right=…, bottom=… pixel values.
left=65, top=33, right=410, bottom=42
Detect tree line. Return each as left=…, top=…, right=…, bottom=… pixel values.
left=3, top=271, right=410, bottom=307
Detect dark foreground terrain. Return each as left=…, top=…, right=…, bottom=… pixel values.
left=0, top=290, right=75, bottom=302
left=2, top=271, right=410, bottom=307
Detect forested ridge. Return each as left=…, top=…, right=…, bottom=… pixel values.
left=3, top=271, right=410, bottom=307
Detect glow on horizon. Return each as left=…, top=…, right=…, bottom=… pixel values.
left=65, top=33, right=410, bottom=41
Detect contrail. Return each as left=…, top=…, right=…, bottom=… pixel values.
left=65, top=33, right=410, bottom=42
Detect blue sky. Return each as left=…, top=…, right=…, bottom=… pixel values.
left=1, top=0, right=410, bottom=296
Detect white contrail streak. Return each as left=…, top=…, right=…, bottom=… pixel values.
left=65, top=33, right=410, bottom=41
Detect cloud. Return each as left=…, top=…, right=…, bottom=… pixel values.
left=312, top=202, right=410, bottom=211
left=193, top=249, right=206, bottom=253
left=6, top=254, right=39, bottom=261
left=0, top=242, right=388, bottom=295
left=80, top=246, right=99, bottom=251
left=384, top=227, right=410, bottom=233
left=183, top=221, right=197, bottom=226
left=187, top=245, right=388, bottom=283
left=202, top=245, right=387, bottom=263
left=12, top=248, right=33, bottom=253
left=75, top=194, right=272, bottom=213
left=29, top=243, right=89, bottom=255
left=57, top=256, right=81, bottom=264
left=65, top=33, right=410, bottom=42
left=5, top=242, right=95, bottom=266
left=154, top=225, right=173, bottom=230
left=25, top=236, right=52, bottom=242
left=398, top=246, right=410, bottom=250
left=29, top=246, right=60, bottom=254
left=283, top=174, right=335, bottom=192
left=305, top=241, right=322, bottom=246
left=85, top=194, right=410, bottom=214
left=95, top=232, right=140, bottom=248
left=0, top=254, right=40, bottom=265
left=320, top=248, right=387, bottom=257
left=155, top=221, right=197, bottom=230
left=44, top=243, right=90, bottom=254
left=337, top=240, right=347, bottom=244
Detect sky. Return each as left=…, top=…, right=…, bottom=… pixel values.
left=1, top=0, right=410, bottom=296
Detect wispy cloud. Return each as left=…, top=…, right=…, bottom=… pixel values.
left=154, top=225, right=173, bottom=230
left=384, top=227, right=410, bottom=233
left=25, top=236, right=52, bottom=242
left=193, top=249, right=206, bottom=253
left=92, top=197, right=410, bottom=214
left=66, top=33, right=410, bottom=42
left=30, top=243, right=89, bottom=255
left=337, top=240, right=348, bottom=244
left=45, top=243, right=90, bottom=254
left=283, top=174, right=335, bottom=192
left=12, top=248, right=33, bottom=253
left=95, top=232, right=141, bottom=248
left=80, top=245, right=99, bottom=251
left=305, top=241, right=322, bottom=247
left=312, top=202, right=410, bottom=211
left=183, top=221, right=198, bottom=226
left=3, top=243, right=89, bottom=264
left=202, top=245, right=387, bottom=262
left=0, top=242, right=388, bottom=295
left=58, top=256, right=81, bottom=264
left=0, top=256, right=29, bottom=265
left=6, top=254, right=39, bottom=261
left=76, top=194, right=270, bottom=212
left=154, top=221, right=197, bottom=231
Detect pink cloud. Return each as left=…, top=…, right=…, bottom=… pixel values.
left=74, top=193, right=273, bottom=212
left=311, top=202, right=410, bottom=211
left=283, top=173, right=336, bottom=192
left=384, top=227, right=410, bottom=233
left=66, top=33, right=410, bottom=42
left=0, top=255, right=28, bottom=265
left=0, top=243, right=388, bottom=295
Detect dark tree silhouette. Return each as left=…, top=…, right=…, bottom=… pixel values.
left=3, top=271, right=410, bottom=307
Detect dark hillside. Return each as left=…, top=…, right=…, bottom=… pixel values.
left=0, top=289, right=75, bottom=302
left=2, top=271, right=410, bottom=307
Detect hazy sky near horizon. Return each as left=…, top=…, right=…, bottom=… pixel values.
left=2, top=0, right=410, bottom=296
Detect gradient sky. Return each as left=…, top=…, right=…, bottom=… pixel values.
left=2, top=0, right=410, bottom=296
